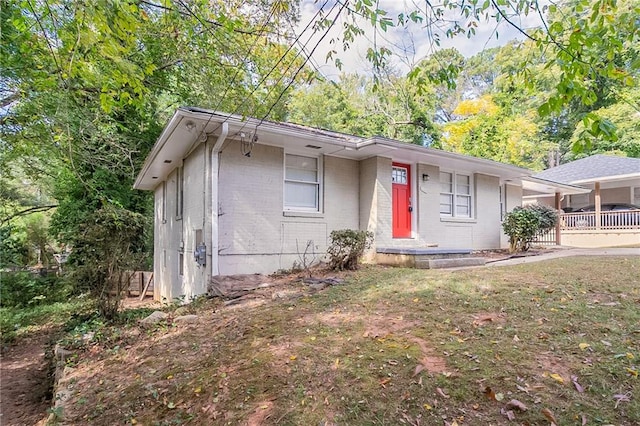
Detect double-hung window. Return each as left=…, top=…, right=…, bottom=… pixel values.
left=284, top=154, right=321, bottom=212
left=440, top=171, right=472, bottom=218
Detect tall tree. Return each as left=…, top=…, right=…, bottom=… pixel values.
left=1, top=0, right=316, bottom=313
left=288, top=71, right=440, bottom=145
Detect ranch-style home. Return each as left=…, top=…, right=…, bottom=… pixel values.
left=133, top=108, right=573, bottom=302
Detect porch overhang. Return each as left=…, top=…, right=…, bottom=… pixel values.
left=522, top=176, right=591, bottom=199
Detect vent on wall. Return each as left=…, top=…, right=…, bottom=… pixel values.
left=305, top=144, right=322, bottom=149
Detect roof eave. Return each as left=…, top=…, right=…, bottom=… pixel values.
left=522, top=176, right=591, bottom=195
left=133, top=109, right=187, bottom=191
left=570, top=172, right=640, bottom=185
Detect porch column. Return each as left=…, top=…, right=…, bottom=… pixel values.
left=555, top=192, right=562, bottom=245
left=595, top=181, right=601, bottom=230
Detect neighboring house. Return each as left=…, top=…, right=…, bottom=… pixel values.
left=528, top=154, right=640, bottom=209
left=134, top=108, right=551, bottom=302
left=524, top=154, right=640, bottom=247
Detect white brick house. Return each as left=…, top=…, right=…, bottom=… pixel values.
left=134, top=108, right=542, bottom=302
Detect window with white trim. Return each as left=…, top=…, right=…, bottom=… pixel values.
left=440, top=171, right=473, bottom=218
left=284, top=154, right=321, bottom=211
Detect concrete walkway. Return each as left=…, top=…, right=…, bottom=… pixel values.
left=485, top=247, right=640, bottom=267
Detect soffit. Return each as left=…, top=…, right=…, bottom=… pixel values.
left=135, top=108, right=536, bottom=190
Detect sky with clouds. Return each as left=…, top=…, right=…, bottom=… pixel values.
left=295, top=0, right=547, bottom=79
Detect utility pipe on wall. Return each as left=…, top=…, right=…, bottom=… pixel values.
left=209, top=122, right=228, bottom=277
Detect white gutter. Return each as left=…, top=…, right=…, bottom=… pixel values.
left=209, top=122, right=228, bottom=277
left=570, top=172, right=640, bottom=185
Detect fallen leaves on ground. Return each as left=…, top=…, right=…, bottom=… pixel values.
left=500, top=407, right=515, bottom=420
left=436, top=387, right=450, bottom=399
left=613, top=392, right=631, bottom=408
left=548, top=372, right=565, bottom=384
left=505, top=399, right=527, bottom=411
left=571, top=375, right=584, bottom=393
left=484, top=386, right=497, bottom=400
left=541, top=407, right=558, bottom=425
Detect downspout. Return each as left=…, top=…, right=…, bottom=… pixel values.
left=210, top=122, right=228, bottom=277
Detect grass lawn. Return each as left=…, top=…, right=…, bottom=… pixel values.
left=51, top=256, right=639, bottom=425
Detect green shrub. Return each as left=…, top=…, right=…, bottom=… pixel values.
left=0, top=271, right=70, bottom=308
left=327, top=229, right=373, bottom=270
left=67, top=204, right=146, bottom=320
left=502, top=204, right=558, bottom=252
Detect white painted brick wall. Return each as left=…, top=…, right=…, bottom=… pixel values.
left=414, top=165, right=507, bottom=250
left=153, top=143, right=210, bottom=303
left=153, top=143, right=524, bottom=295
left=217, top=141, right=359, bottom=275
left=501, top=183, right=523, bottom=248
left=376, top=157, right=394, bottom=247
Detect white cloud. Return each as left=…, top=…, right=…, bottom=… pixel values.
left=295, top=0, right=546, bottom=79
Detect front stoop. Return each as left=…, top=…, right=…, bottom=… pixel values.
left=376, top=247, right=486, bottom=269
left=425, top=257, right=486, bottom=269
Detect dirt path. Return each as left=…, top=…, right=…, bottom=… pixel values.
left=0, top=332, right=53, bottom=426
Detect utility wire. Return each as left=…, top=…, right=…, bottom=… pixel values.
left=255, top=1, right=350, bottom=128
left=182, top=0, right=341, bottom=143
left=175, top=0, right=279, bottom=142
left=227, top=0, right=344, bottom=139
left=138, top=0, right=292, bottom=38
left=224, top=0, right=335, bottom=129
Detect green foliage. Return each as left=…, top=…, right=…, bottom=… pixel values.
left=568, top=89, right=640, bottom=159
left=443, top=95, right=554, bottom=170
left=2, top=0, right=314, bottom=278
left=327, top=229, right=373, bottom=271
left=532, top=0, right=640, bottom=138
left=0, top=271, right=70, bottom=308
left=0, top=298, right=91, bottom=344
left=67, top=204, right=147, bottom=320
left=288, top=72, right=440, bottom=145
left=502, top=205, right=558, bottom=253
left=321, top=0, right=639, bottom=152
left=0, top=225, right=27, bottom=268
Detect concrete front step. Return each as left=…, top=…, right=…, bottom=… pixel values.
left=376, top=247, right=485, bottom=269
left=417, top=257, right=486, bottom=269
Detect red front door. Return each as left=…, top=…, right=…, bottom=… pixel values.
left=392, top=163, right=412, bottom=238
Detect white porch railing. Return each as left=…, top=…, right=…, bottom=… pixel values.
left=561, top=211, right=640, bottom=231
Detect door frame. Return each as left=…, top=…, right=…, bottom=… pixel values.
left=391, top=162, right=413, bottom=238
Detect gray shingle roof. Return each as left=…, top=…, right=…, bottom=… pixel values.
left=533, top=154, right=640, bottom=184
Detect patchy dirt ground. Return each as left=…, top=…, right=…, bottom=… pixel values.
left=0, top=297, right=163, bottom=426
left=4, top=254, right=639, bottom=425
left=0, top=268, right=347, bottom=425
left=0, top=331, right=52, bottom=426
